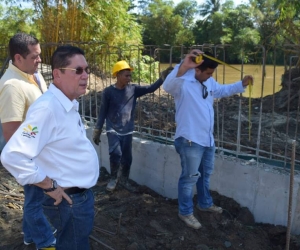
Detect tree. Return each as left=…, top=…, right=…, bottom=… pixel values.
left=193, top=1, right=260, bottom=63
left=1, top=0, right=142, bottom=47
left=222, top=4, right=260, bottom=63
left=140, top=0, right=183, bottom=46
left=174, top=0, right=199, bottom=27
left=0, top=5, right=39, bottom=44
left=199, top=0, right=221, bottom=22
left=274, top=0, right=300, bottom=45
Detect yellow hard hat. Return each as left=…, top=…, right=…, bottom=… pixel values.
left=112, top=60, right=133, bottom=77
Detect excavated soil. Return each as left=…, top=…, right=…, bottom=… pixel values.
left=0, top=166, right=300, bottom=250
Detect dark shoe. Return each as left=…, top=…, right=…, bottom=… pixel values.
left=120, top=179, right=136, bottom=192
left=119, top=175, right=128, bottom=185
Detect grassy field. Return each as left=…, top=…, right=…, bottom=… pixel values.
left=160, top=64, right=284, bottom=98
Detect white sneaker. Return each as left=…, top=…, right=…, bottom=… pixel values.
left=178, top=213, right=202, bottom=229
left=24, top=240, right=34, bottom=245
left=24, top=229, right=57, bottom=245
left=106, top=179, right=118, bottom=191
left=196, top=204, right=223, bottom=213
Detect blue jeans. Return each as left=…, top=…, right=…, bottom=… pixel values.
left=0, top=121, right=6, bottom=152
left=175, top=137, right=215, bottom=216
left=42, top=189, right=95, bottom=250
left=107, top=132, right=132, bottom=176
left=23, top=185, right=56, bottom=248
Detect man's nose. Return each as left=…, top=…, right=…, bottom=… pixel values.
left=36, top=55, right=42, bottom=63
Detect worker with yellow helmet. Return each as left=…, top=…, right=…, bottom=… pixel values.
left=111, top=60, right=133, bottom=77
left=93, top=60, right=173, bottom=191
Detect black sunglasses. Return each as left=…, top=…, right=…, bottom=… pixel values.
left=200, top=82, right=208, bottom=99
left=59, top=67, right=91, bottom=75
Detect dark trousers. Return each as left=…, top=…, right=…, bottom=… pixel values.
left=107, top=132, right=132, bottom=177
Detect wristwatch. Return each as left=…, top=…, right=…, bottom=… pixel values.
left=43, top=179, right=58, bottom=193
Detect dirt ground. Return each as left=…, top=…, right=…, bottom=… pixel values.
left=0, top=166, right=300, bottom=250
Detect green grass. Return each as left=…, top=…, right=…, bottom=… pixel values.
left=160, top=63, right=284, bottom=98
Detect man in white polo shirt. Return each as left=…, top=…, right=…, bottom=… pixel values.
left=1, top=45, right=99, bottom=250
left=0, top=33, right=55, bottom=249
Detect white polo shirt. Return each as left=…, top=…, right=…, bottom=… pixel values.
left=1, top=83, right=99, bottom=188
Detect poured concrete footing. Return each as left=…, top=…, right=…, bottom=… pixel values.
left=87, top=128, right=300, bottom=234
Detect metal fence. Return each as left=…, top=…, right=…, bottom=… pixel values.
left=0, top=42, right=299, bottom=170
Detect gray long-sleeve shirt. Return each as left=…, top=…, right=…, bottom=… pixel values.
left=96, top=78, right=163, bottom=135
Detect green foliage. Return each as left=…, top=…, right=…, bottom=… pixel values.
left=274, top=0, right=300, bottom=45
left=130, top=55, right=159, bottom=83
left=175, top=29, right=195, bottom=46
left=174, top=0, right=199, bottom=28
left=0, top=5, right=39, bottom=43
left=249, top=0, right=279, bottom=46
left=199, top=0, right=221, bottom=21
left=81, top=0, right=142, bottom=46
left=0, top=0, right=142, bottom=47
left=139, top=0, right=199, bottom=47
left=140, top=0, right=183, bottom=46
left=194, top=1, right=260, bottom=63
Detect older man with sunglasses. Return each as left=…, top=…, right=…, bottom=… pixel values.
left=0, top=32, right=56, bottom=250
left=1, top=45, right=99, bottom=250
left=163, top=50, right=253, bottom=230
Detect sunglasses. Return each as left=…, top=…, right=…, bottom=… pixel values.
left=200, top=82, right=208, bottom=99
left=59, top=67, right=90, bottom=75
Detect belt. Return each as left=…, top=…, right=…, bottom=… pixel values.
left=64, top=187, right=87, bottom=195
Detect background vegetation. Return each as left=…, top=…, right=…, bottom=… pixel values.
left=0, top=0, right=299, bottom=77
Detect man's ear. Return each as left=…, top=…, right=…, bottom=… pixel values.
left=14, top=54, right=23, bottom=63
left=52, top=69, right=61, bottom=80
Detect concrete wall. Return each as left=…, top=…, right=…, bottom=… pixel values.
left=86, top=128, right=300, bottom=234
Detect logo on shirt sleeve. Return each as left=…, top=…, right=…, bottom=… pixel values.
left=22, top=124, right=38, bottom=138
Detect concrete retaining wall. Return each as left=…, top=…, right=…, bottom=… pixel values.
left=86, top=128, right=300, bottom=234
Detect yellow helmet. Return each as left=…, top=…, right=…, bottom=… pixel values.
left=112, top=60, right=133, bottom=77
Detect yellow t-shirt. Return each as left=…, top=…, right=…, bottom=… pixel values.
left=0, top=61, right=47, bottom=123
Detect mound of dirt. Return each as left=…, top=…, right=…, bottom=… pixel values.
left=0, top=167, right=300, bottom=250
